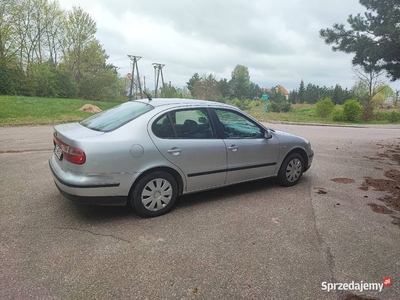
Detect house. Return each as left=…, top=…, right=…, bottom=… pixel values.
left=276, top=85, right=290, bottom=100
left=261, top=85, right=290, bottom=100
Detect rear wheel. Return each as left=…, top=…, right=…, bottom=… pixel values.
left=131, top=171, right=178, bottom=217
left=277, top=153, right=304, bottom=187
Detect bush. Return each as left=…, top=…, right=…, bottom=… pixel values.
left=249, top=99, right=261, bottom=107
left=228, top=98, right=250, bottom=111
left=269, top=98, right=291, bottom=112
left=343, top=99, right=362, bottom=121
left=0, top=61, right=24, bottom=95
left=316, top=97, right=335, bottom=118
left=374, top=111, right=400, bottom=123
left=55, top=71, right=78, bottom=98
left=332, top=108, right=346, bottom=122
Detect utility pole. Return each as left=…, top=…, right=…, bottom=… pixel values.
left=127, top=55, right=142, bottom=100
left=153, top=65, right=157, bottom=97
left=152, top=63, right=165, bottom=97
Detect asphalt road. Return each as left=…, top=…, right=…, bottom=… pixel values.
left=1, top=124, right=399, bottom=300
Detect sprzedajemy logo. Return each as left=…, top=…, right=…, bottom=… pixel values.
left=321, top=277, right=392, bottom=293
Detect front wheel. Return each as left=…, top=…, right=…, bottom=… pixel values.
left=277, top=153, right=304, bottom=187
left=131, top=171, right=178, bottom=217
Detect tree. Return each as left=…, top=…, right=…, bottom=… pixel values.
left=332, top=84, right=347, bottom=105
left=352, top=65, right=386, bottom=103
left=230, top=64, right=251, bottom=100
left=288, top=90, right=298, bottom=104
left=304, top=83, right=320, bottom=104
left=298, top=79, right=305, bottom=103
left=351, top=80, right=369, bottom=103
left=62, top=6, right=97, bottom=86
left=371, top=84, right=395, bottom=106
left=0, top=0, right=17, bottom=62
left=394, top=90, right=399, bottom=107
left=193, top=73, right=221, bottom=100
left=217, top=78, right=229, bottom=99
left=248, top=82, right=261, bottom=100
left=320, top=0, right=400, bottom=81
left=0, top=1, right=120, bottom=99
left=186, top=73, right=200, bottom=98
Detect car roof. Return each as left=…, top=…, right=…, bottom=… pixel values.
left=135, top=98, right=234, bottom=109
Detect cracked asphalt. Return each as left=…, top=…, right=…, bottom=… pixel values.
left=1, top=124, right=400, bottom=300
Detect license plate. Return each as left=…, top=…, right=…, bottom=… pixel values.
left=54, top=144, right=62, bottom=160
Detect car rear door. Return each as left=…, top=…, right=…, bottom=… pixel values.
left=213, top=108, right=280, bottom=185
left=149, top=108, right=227, bottom=193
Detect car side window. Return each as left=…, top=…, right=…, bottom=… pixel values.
left=173, top=109, right=214, bottom=139
left=215, top=109, right=263, bottom=139
left=152, top=114, right=175, bottom=138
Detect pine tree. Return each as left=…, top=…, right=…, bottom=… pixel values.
left=320, top=0, right=400, bottom=81
left=298, top=80, right=305, bottom=103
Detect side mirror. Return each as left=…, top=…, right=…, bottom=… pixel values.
left=264, top=129, right=273, bottom=139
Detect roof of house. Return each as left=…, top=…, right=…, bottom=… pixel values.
left=276, top=85, right=289, bottom=96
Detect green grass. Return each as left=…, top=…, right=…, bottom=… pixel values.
left=0, top=96, right=399, bottom=126
left=246, top=103, right=400, bottom=125
left=246, top=103, right=338, bottom=124
left=0, top=96, right=123, bottom=126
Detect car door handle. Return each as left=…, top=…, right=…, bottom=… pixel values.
left=227, top=145, right=238, bottom=152
left=167, top=148, right=181, bottom=155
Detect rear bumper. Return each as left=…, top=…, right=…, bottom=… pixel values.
left=55, top=184, right=127, bottom=206
left=49, top=156, right=128, bottom=206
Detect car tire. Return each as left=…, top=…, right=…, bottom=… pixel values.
left=131, top=171, right=178, bottom=218
left=277, top=153, right=304, bottom=187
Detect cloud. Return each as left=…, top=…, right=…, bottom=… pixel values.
left=57, top=0, right=400, bottom=91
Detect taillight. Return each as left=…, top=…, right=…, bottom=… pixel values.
left=54, top=136, right=86, bottom=164
left=65, top=146, right=86, bottom=164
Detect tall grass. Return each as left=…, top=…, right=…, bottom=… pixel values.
left=0, top=96, right=123, bottom=125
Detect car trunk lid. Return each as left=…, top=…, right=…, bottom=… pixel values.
left=53, top=122, right=104, bottom=171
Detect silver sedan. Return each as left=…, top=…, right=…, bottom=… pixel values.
left=49, top=98, right=314, bottom=217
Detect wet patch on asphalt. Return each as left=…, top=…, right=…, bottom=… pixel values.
left=361, top=141, right=400, bottom=227
left=367, top=204, right=393, bottom=214
left=314, top=187, right=327, bottom=194
left=331, top=178, right=356, bottom=184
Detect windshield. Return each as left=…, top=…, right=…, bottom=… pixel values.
left=80, top=101, right=153, bottom=132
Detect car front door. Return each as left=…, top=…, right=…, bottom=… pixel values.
left=214, top=109, right=280, bottom=185
left=150, top=108, right=227, bottom=193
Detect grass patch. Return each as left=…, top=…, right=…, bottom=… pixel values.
left=0, top=96, right=123, bottom=126
left=246, top=103, right=400, bottom=125
left=1, top=96, right=399, bottom=126
left=247, top=104, right=337, bottom=124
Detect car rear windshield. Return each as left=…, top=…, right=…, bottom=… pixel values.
left=80, top=101, right=154, bottom=132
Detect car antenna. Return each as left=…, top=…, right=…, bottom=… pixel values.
left=142, top=90, right=152, bottom=101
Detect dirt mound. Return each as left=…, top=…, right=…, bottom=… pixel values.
left=79, top=104, right=102, bottom=113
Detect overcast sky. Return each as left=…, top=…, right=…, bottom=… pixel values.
left=58, top=0, right=399, bottom=92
